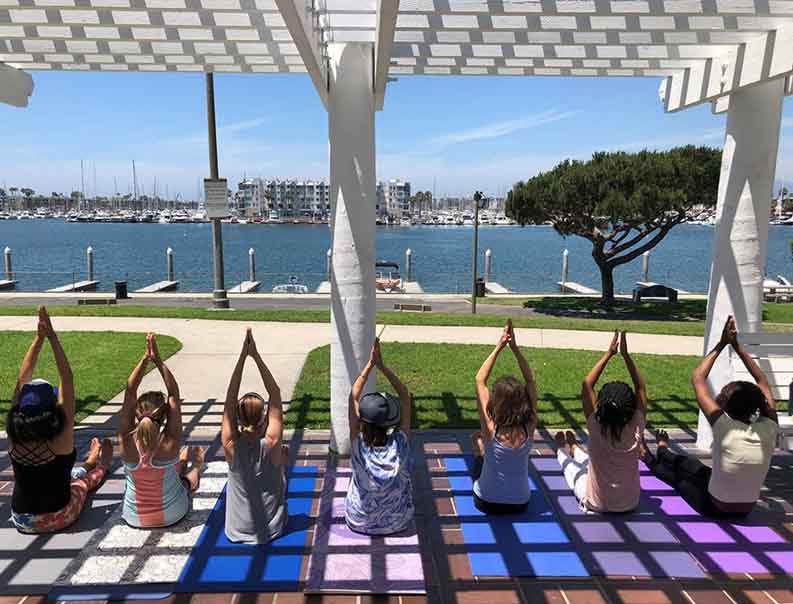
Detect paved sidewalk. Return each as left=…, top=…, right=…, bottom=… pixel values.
left=0, top=315, right=702, bottom=406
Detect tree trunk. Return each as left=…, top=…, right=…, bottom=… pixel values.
left=599, top=263, right=615, bottom=302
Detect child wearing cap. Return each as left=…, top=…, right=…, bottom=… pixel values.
left=346, top=339, right=414, bottom=535
left=221, top=328, right=288, bottom=543
left=7, top=306, right=113, bottom=533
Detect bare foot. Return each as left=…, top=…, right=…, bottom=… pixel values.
left=83, top=437, right=101, bottom=469
left=655, top=429, right=670, bottom=450
left=189, top=446, right=206, bottom=473
left=554, top=431, right=566, bottom=450
left=99, top=438, right=113, bottom=470
left=565, top=430, right=579, bottom=453
left=638, top=434, right=649, bottom=460
left=179, top=446, right=190, bottom=464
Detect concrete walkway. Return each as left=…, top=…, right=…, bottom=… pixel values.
left=1, top=315, right=702, bottom=405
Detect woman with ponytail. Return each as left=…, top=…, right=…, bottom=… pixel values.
left=222, top=328, right=287, bottom=543
left=555, top=331, right=647, bottom=513
left=119, top=333, right=204, bottom=528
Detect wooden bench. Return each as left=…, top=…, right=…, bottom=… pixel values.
left=732, top=331, right=793, bottom=450
left=632, top=283, right=679, bottom=303
left=393, top=303, right=431, bottom=312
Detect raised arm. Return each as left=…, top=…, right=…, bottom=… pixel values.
left=120, top=340, right=150, bottom=461
left=222, top=331, right=248, bottom=453
left=731, top=329, right=777, bottom=423
left=620, top=332, right=648, bottom=415
left=15, top=314, right=46, bottom=400
left=349, top=344, right=377, bottom=443
left=582, top=331, right=618, bottom=419
left=692, top=317, right=735, bottom=425
left=507, top=320, right=538, bottom=421
left=248, top=331, right=284, bottom=462
left=374, top=340, right=412, bottom=437
left=41, top=308, right=75, bottom=425
left=149, top=334, right=183, bottom=441
left=476, top=322, right=511, bottom=438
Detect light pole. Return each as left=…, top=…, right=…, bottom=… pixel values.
left=472, top=190, right=483, bottom=314
left=206, top=72, right=229, bottom=309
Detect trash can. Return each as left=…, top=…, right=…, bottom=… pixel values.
left=115, top=280, right=128, bottom=300
left=475, top=278, right=486, bottom=298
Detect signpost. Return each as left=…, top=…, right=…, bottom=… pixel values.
left=205, top=72, right=229, bottom=309
left=204, top=178, right=229, bottom=219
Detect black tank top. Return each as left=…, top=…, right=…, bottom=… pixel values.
left=11, top=443, right=76, bottom=514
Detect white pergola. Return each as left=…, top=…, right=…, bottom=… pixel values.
left=2, top=0, right=791, bottom=451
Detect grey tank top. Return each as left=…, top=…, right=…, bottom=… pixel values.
left=225, top=435, right=288, bottom=544
left=473, top=428, right=533, bottom=505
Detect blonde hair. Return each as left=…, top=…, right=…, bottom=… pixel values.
left=134, top=390, right=167, bottom=454
left=238, top=393, right=267, bottom=435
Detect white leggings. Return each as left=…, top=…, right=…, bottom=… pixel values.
left=556, top=447, right=589, bottom=504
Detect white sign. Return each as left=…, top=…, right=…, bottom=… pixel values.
left=204, top=178, right=229, bottom=219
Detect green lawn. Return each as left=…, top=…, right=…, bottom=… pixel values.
left=1, top=332, right=181, bottom=428
left=287, top=342, right=701, bottom=431
left=0, top=304, right=705, bottom=336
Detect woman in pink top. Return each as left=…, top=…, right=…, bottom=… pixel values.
left=555, top=331, right=647, bottom=513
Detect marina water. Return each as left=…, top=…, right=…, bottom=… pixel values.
left=2, top=221, right=793, bottom=295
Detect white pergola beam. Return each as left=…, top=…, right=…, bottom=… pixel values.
left=374, top=0, right=399, bottom=111
left=0, top=63, right=34, bottom=107
left=662, top=26, right=793, bottom=112
left=273, top=0, right=328, bottom=108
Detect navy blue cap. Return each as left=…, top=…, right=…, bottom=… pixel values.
left=359, top=392, right=400, bottom=427
left=19, top=379, right=58, bottom=416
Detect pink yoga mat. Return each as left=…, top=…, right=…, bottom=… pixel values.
left=304, top=466, right=426, bottom=594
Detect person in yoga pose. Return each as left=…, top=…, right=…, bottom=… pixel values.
left=643, top=316, right=778, bottom=518
left=555, top=331, right=647, bottom=513
left=346, top=338, right=414, bottom=535
left=7, top=306, right=113, bottom=534
left=471, top=319, right=538, bottom=514
left=120, top=333, right=204, bottom=528
left=222, top=328, right=288, bottom=543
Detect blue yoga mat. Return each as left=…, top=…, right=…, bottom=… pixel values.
left=176, top=466, right=318, bottom=593
left=443, top=456, right=589, bottom=578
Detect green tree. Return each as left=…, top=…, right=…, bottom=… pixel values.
left=506, top=146, right=722, bottom=301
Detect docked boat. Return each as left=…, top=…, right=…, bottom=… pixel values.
left=376, top=261, right=402, bottom=293
left=272, top=276, right=308, bottom=294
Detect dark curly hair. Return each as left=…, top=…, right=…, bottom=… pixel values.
left=487, top=376, right=533, bottom=430
left=716, top=381, right=766, bottom=421
left=6, top=403, right=66, bottom=443
left=595, top=381, right=637, bottom=442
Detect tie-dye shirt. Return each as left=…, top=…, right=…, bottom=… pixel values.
left=345, top=431, right=414, bottom=535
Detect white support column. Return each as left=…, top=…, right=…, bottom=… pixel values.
left=328, top=42, right=377, bottom=454
left=698, top=78, right=784, bottom=449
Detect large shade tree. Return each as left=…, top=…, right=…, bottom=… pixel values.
left=505, top=146, right=722, bottom=301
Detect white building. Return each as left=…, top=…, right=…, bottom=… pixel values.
left=382, top=179, right=411, bottom=217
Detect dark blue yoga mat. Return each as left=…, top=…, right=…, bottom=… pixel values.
left=443, top=456, right=589, bottom=578
left=176, top=466, right=318, bottom=593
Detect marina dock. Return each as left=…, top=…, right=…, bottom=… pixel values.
left=315, top=281, right=424, bottom=294
left=0, top=279, right=16, bottom=290
left=485, top=282, right=511, bottom=295
left=230, top=280, right=262, bottom=294
left=135, top=280, right=179, bottom=293
left=557, top=281, right=599, bottom=295
left=47, top=280, right=100, bottom=293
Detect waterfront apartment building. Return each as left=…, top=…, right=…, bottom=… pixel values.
left=236, top=178, right=409, bottom=219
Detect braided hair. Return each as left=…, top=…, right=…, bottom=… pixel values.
left=594, top=381, right=637, bottom=443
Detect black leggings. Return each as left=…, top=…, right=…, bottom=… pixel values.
left=471, top=456, right=529, bottom=515
left=644, top=447, right=748, bottom=519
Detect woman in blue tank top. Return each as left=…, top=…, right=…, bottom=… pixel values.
left=472, top=319, right=538, bottom=514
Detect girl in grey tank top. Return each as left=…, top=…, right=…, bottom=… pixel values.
left=222, top=329, right=289, bottom=544
left=472, top=320, right=539, bottom=513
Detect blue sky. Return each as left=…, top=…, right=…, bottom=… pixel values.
left=2, top=70, right=793, bottom=199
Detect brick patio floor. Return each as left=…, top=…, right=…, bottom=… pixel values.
left=1, top=427, right=792, bottom=604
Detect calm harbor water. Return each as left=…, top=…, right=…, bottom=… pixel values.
left=1, top=221, right=793, bottom=295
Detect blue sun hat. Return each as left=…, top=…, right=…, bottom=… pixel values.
left=359, top=392, right=401, bottom=428
left=18, top=379, right=58, bottom=416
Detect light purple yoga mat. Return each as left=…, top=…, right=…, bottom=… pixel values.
left=305, top=466, right=426, bottom=594
left=531, top=452, right=793, bottom=579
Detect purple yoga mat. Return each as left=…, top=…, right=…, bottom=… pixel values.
left=305, top=465, right=426, bottom=594
left=531, top=453, right=793, bottom=579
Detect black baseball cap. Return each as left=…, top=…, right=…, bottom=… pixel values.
left=359, top=392, right=400, bottom=427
